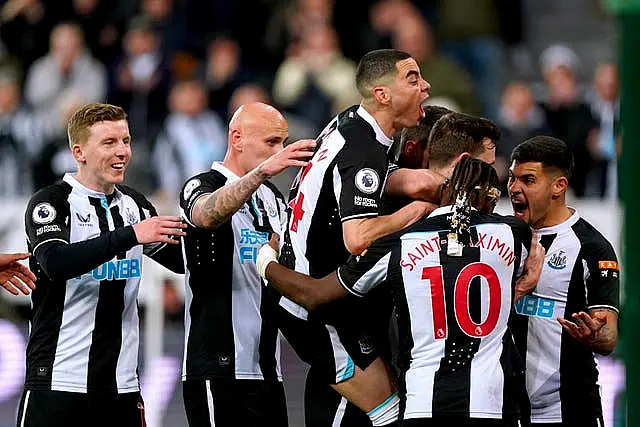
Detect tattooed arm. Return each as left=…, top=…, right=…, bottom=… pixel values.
left=558, top=309, right=619, bottom=355
left=191, top=167, right=270, bottom=229
left=190, top=139, right=315, bottom=230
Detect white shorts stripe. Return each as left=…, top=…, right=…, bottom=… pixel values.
left=332, top=396, right=348, bottom=427
left=20, top=390, right=31, bottom=427
left=205, top=379, right=216, bottom=426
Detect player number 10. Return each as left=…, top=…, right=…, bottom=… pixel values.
left=421, top=262, right=502, bottom=339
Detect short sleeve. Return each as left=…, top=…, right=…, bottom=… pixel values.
left=179, top=171, right=227, bottom=224
left=335, top=150, right=388, bottom=222
left=25, top=185, right=71, bottom=254
left=336, top=233, right=398, bottom=297
left=582, top=239, right=620, bottom=313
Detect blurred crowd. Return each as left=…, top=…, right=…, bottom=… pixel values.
left=0, top=0, right=620, bottom=201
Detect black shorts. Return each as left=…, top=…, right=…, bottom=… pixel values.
left=532, top=415, right=605, bottom=427
left=182, top=378, right=287, bottom=427
left=402, top=417, right=521, bottom=427
left=304, top=365, right=373, bottom=427
left=276, top=296, right=381, bottom=384
left=16, top=389, right=145, bottom=427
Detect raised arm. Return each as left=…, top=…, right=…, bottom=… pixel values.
left=384, top=168, right=446, bottom=202
left=342, top=200, right=435, bottom=255
left=190, top=139, right=315, bottom=229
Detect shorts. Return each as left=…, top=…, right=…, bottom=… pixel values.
left=402, top=417, right=521, bottom=427
left=276, top=296, right=381, bottom=385
left=16, top=389, right=145, bottom=427
left=304, top=364, right=373, bottom=427
left=532, top=415, right=605, bottom=427
left=182, top=378, right=287, bottom=427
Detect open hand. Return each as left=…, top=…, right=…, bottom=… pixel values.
left=133, top=216, right=187, bottom=245
left=258, top=139, right=316, bottom=177
left=558, top=311, right=607, bottom=344
left=0, top=253, right=36, bottom=295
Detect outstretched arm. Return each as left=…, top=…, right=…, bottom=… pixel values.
left=191, top=139, right=315, bottom=229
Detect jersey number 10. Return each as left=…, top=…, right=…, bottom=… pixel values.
left=422, top=262, right=502, bottom=339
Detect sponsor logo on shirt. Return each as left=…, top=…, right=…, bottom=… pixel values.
left=32, top=203, right=56, bottom=225
left=598, top=260, right=618, bottom=270
left=355, top=168, right=380, bottom=194
left=239, top=228, right=269, bottom=264
left=354, top=195, right=377, bottom=208
left=75, top=212, right=92, bottom=227
left=547, top=250, right=567, bottom=270
left=36, top=224, right=61, bottom=236
left=75, top=258, right=142, bottom=281
left=515, top=295, right=556, bottom=318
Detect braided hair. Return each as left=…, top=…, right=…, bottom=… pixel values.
left=440, top=156, right=501, bottom=256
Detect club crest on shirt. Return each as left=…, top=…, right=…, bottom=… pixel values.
left=32, top=203, right=56, bottom=224
left=125, top=208, right=138, bottom=225
left=355, top=168, right=380, bottom=194
left=183, top=178, right=201, bottom=201
left=265, top=200, right=278, bottom=218
left=547, top=250, right=567, bottom=270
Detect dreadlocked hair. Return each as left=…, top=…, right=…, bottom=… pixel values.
left=440, top=156, right=501, bottom=256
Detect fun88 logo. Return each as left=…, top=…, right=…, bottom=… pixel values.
left=515, top=295, right=556, bottom=318
left=239, top=228, right=269, bottom=264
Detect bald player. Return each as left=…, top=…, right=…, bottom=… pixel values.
left=178, top=103, right=316, bottom=427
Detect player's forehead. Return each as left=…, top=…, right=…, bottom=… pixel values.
left=395, top=58, right=421, bottom=81
left=509, top=160, right=544, bottom=175
left=87, top=120, right=130, bottom=141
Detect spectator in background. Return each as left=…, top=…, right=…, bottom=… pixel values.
left=434, top=0, right=515, bottom=121
left=203, top=35, right=258, bottom=120
left=538, top=44, right=598, bottom=198
left=495, top=81, right=551, bottom=191
left=272, top=24, right=360, bottom=130
left=139, top=0, right=186, bottom=62
left=586, top=62, right=620, bottom=199
left=0, top=0, right=63, bottom=74
left=24, top=22, right=107, bottom=131
left=388, top=8, right=480, bottom=115
left=0, top=69, right=59, bottom=196
left=66, top=0, right=124, bottom=67
left=152, top=80, right=227, bottom=203
left=108, top=14, right=171, bottom=193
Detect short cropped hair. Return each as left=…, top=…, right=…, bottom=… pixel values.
left=355, top=49, right=411, bottom=98
left=510, top=136, right=574, bottom=179
left=67, top=103, right=127, bottom=149
left=427, top=112, right=500, bottom=168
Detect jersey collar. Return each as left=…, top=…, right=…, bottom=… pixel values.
left=210, top=161, right=240, bottom=181
left=535, top=207, right=580, bottom=235
left=427, top=205, right=455, bottom=218
left=63, top=173, right=122, bottom=200
left=356, top=105, right=394, bottom=149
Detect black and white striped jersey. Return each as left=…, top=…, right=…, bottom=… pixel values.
left=24, top=174, right=174, bottom=393
left=179, top=162, right=287, bottom=382
left=512, top=210, right=620, bottom=424
left=337, top=206, right=532, bottom=420
left=279, top=104, right=392, bottom=319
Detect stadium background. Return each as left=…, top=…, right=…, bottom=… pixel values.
left=0, top=0, right=626, bottom=426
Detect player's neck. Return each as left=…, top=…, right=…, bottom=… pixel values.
left=222, top=156, right=247, bottom=177
left=74, top=169, right=116, bottom=195
left=535, top=203, right=573, bottom=229
left=363, top=104, right=396, bottom=139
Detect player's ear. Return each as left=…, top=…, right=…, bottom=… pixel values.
left=71, top=144, right=86, bottom=164
left=372, top=85, right=390, bottom=105
left=551, top=175, right=569, bottom=200
left=229, top=128, right=244, bottom=152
